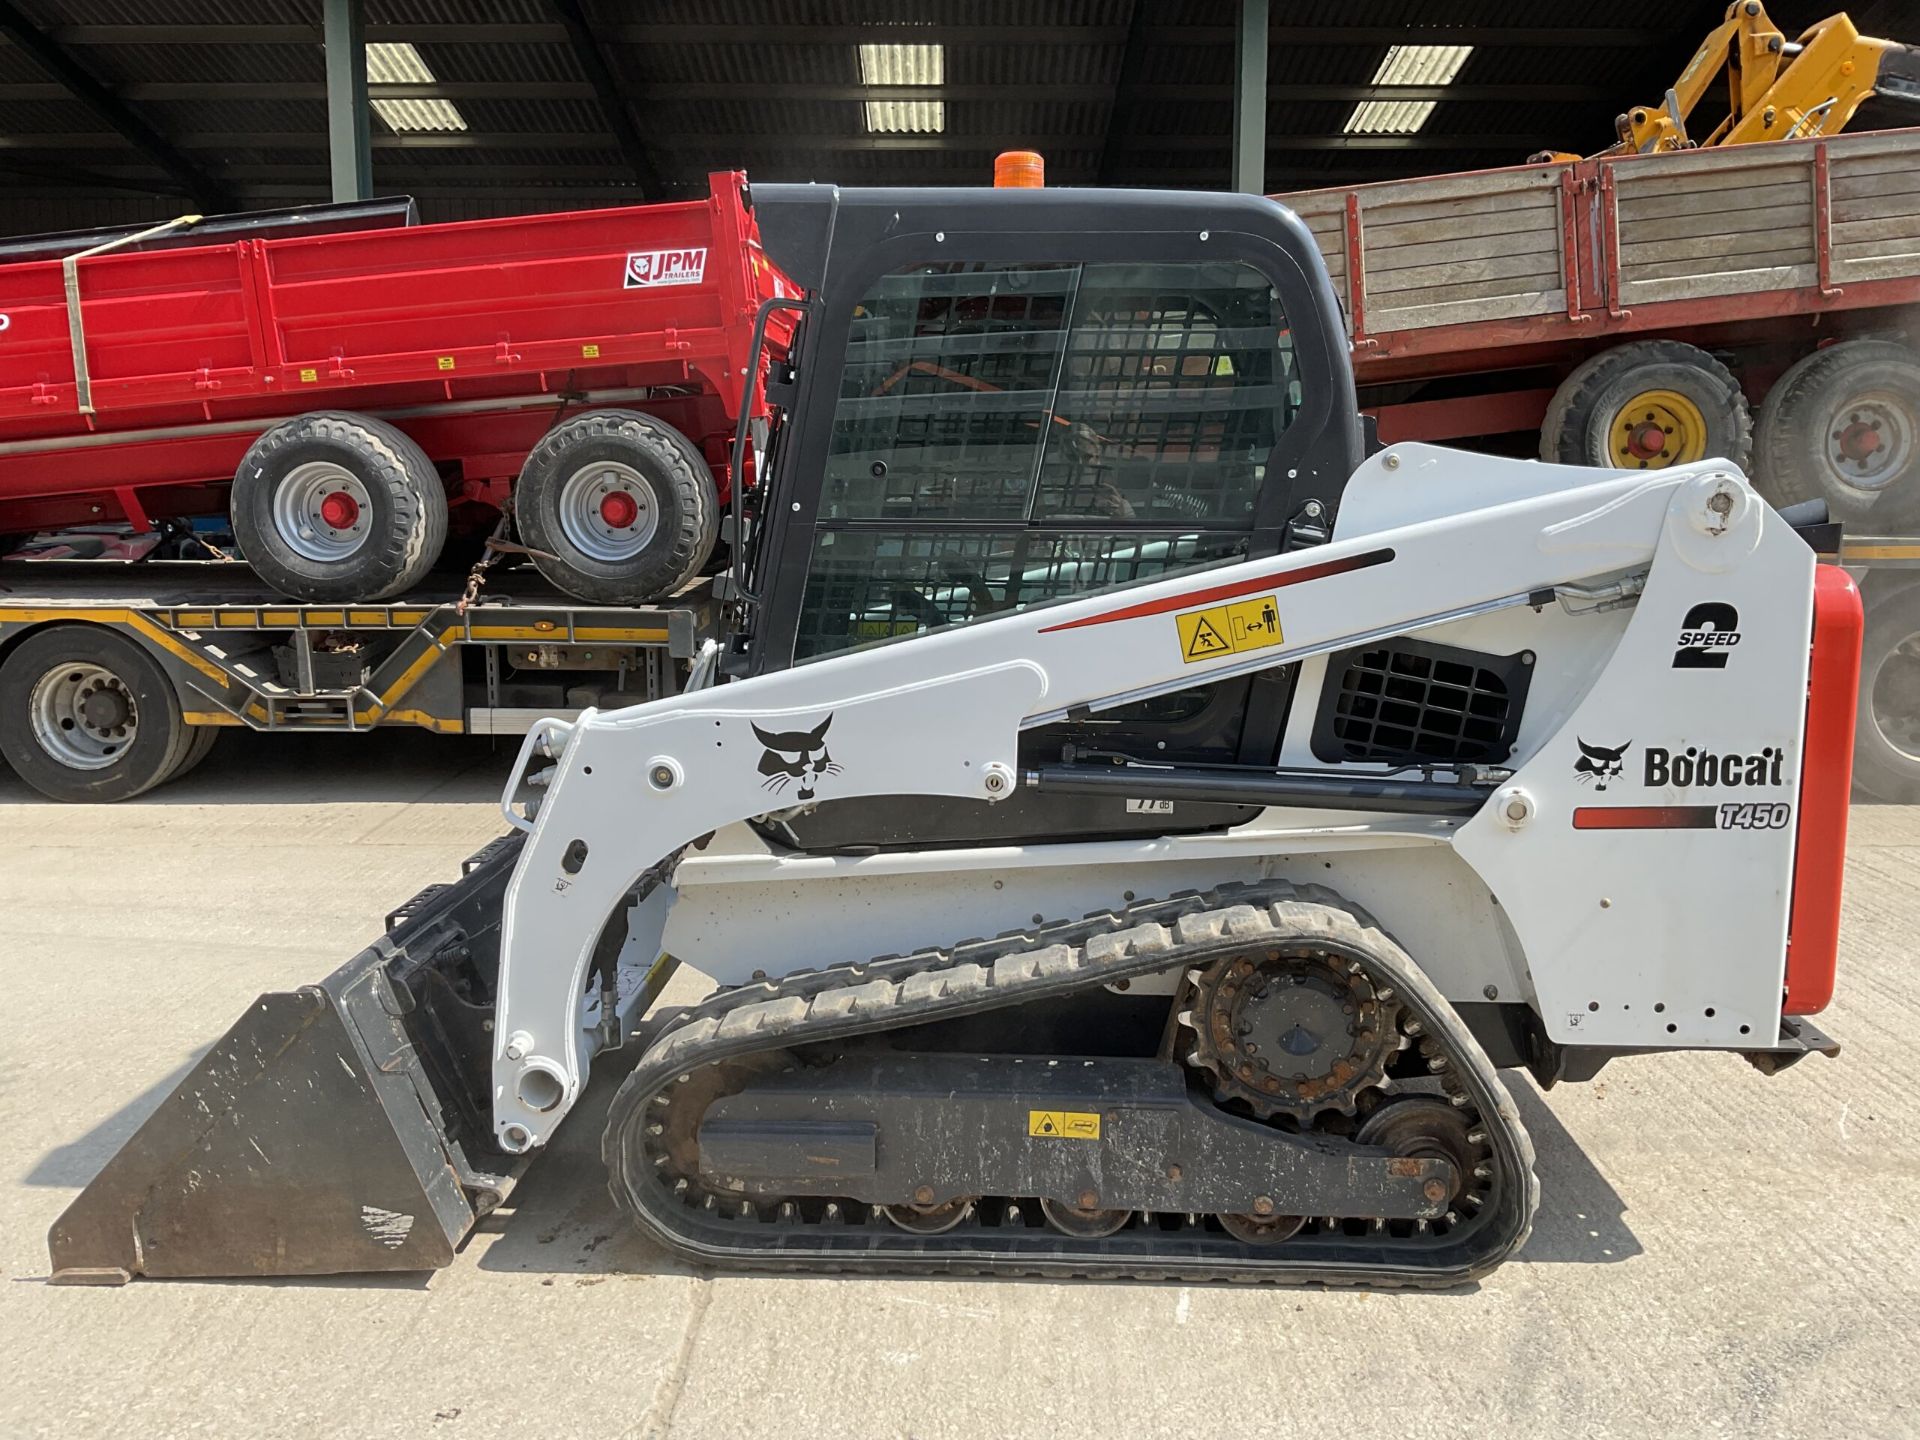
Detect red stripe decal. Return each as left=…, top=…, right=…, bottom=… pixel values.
left=1572, top=805, right=1717, bottom=830
left=1036, top=547, right=1394, bottom=634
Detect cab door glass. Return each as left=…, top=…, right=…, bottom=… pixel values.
left=797, top=259, right=1299, bottom=661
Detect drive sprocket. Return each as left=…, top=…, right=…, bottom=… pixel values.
left=1180, top=945, right=1405, bottom=1122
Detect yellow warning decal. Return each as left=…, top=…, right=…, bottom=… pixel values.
left=581, top=343, right=602, bottom=359
left=1175, top=594, right=1283, bottom=664
left=1028, top=1110, right=1101, bottom=1140
left=437, top=355, right=456, bottom=371
left=299, top=368, right=318, bottom=383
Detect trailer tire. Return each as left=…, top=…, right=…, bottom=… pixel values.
left=1755, top=340, right=1920, bottom=525
left=167, top=723, right=222, bottom=784
left=1853, top=582, right=1920, bottom=803
left=1541, top=340, right=1752, bottom=473
left=0, top=625, right=192, bottom=802
left=231, top=412, right=448, bottom=602
left=514, top=410, right=718, bottom=604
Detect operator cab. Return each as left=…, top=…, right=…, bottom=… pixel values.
left=731, top=168, right=1365, bottom=850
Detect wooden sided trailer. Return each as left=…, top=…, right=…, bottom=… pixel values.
left=1279, top=125, right=1920, bottom=800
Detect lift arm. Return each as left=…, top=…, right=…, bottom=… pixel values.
left=483, top=455, right=1807, bottom=1152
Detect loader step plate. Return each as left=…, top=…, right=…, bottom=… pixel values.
left=603, top=883, right=1540, bottom=1287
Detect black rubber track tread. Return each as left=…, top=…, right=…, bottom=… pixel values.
left=231, top=410, right=448, bottom=603
left=1851, top=582, right=1920, bottom=804
left=603, top=881, right=1538, bottom=1288
left=0, top=623, right=191, bottom=802
left=1540, top=338, right=1753, bottom=473
left=514, top=409, right=718, bottom=604
left=1755, top=339, right=1920, bottom=523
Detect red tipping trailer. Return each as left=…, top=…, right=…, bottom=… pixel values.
left=0, top=172, right=794, bottom=603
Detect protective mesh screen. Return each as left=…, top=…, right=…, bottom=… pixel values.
left=794, top=529, right=1250, bottom=661
left=798, top=257, right=1299, bottom=660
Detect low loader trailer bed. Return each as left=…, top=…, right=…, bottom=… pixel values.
left=0, top=557, right=715, bottom=800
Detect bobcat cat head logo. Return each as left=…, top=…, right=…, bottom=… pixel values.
left=1573, top=737, right=1631, bottom=791
left=753, top=714, right=840, bottom=801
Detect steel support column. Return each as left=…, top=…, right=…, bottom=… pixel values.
left=1231, top=0, right=1269, bottom=194
left=325, top=0, right=372, bottom=202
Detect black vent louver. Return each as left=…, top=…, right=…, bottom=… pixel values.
left=1311, top=639, right=1532, bottom=766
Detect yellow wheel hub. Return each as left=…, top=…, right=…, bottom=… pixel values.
left=1611, top=389, right=1708, bottom=468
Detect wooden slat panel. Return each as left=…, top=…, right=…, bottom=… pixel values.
left=1369, top=271, right=1562, bottom=308
left=1615, top=178, right=1807, bottom=222
left=1365, top=225, right=1560, bottom=272
left=1370, top=250, right=1563, bottom=296
left=1829, top=148, right=1920, bottom=181
left=1832, top=189, right=1920, bottom=227
left=1281, top=166, right=1560, bottom=212
left=1620, top=226, right=1814, bottom=267
left=1617, top=201, right=1814, bottom=244
left=1361, top=204, right=1558, bottom=253
left=1830, top=168, right=1920, bottom=206
left=1621, top=263, right=1817, bottom=302
left=1348, top=185, right=1555, bottom=230
left=1624, top=245, right=1812, bottom=280
left=1830, top=213, right=1920, bottom=249
left=1370, top=288, right=1561, bottom=333
left=1833, top=235, right=1920, bottom=264
left=1833, top=251, right=1920, bottom=283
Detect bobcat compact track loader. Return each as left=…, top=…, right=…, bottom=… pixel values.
left=49, top=179, right=1862, bottom=1288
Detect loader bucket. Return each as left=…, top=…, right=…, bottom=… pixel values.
left=48, top=837, right=522, bottom=1284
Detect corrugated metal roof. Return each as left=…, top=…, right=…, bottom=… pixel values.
left=0, top=0, right=1911, bottom=229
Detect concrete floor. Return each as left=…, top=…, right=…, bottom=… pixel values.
left=3, top=728, right=1917, bottom=1439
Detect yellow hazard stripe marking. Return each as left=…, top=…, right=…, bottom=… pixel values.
left=352, top=628, right=456, bottom=725
left=387, top=708, right=463, bottom=733
left=466, top=624, right=669, bottom=643
left=1843, top=544, right=1920, bottom=561
left=1028, top=1110, right=1101, bottom=1140
left=182, top=712, right=245, bottom=726
left=0, top=607, right=230, bottom=685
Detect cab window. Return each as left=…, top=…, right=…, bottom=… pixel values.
left=796, top=258, right=1299, bottom=660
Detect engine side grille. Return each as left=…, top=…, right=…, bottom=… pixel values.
left=1311, top=639, right=1531, bottom=766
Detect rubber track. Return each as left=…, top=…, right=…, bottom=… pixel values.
left=603, top=881, right=1539, bottom=1288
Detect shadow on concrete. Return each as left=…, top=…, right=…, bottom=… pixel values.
left=1504, top=1075, right=1641, bottom=1267
left=24, top=1049, right=210, bottom=1189
left=0, top=727, right=515, bottom=806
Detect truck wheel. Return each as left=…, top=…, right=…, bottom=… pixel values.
left=1854, top=583, right=1920, bottom=804
left=0, top=625, right=191, bottom=802
left=231, top=412, right=448, bottom=602
left=1540, top=339, right=1752, bottom=473
left=514, top=410, right=718, bottom=604
left=168, top=723, right=222, bottom=783
left=1755, top=340, right=1920, bottom=525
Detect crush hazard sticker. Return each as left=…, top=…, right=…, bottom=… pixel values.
left=624, top=247, right=707, bottom=288
left=1175, top=594, right=1283, bottom=663
left=1028, top=1110, right=1101, bottom=1140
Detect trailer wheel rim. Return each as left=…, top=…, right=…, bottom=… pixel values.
left=1609, top=390, right=1707, bottom=468
left=558, top=461, right=659, bottom=562
left=1821, top=391, right=1914, bottom=496
left=28, top=661, right=137, bottom=770
left=1869, top=627, right=1920, bottom=763
left=272, top=462, right=374, bottom=561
